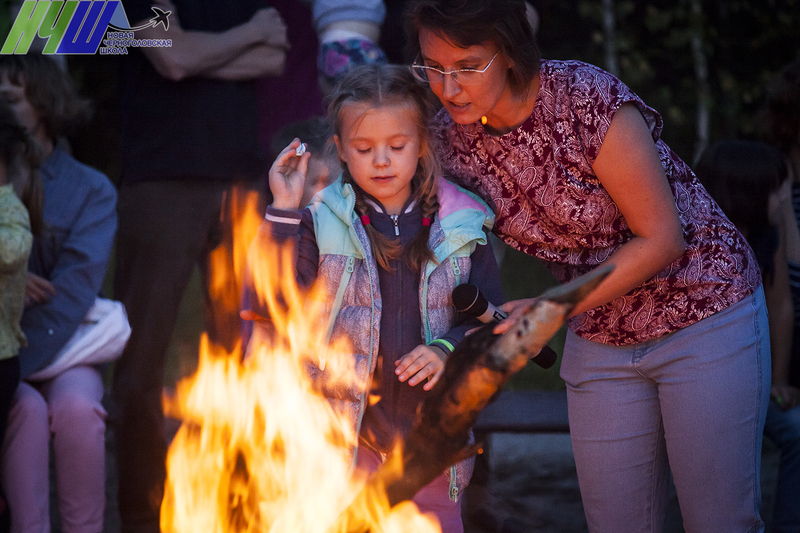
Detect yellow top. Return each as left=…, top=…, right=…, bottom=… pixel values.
left=0, top=184, right=32, bottom=360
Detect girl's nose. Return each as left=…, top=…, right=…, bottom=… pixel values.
left=374, top=148, right=390, bottom=167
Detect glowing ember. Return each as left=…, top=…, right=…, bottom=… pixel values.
left=160, top=190, right=442, bottom=532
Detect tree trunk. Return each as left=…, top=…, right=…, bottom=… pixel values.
left=690, top=0, right=710, bottom=164
left=601, top=0, right=619, bottom=77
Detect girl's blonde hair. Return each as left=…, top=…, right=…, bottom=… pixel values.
left=327, top=63, right=441, bottom=272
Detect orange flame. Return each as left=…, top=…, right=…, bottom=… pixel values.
left=160, top=190, right=441, bottom=532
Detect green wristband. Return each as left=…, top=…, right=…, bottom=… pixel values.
left=429, top=338, right=454, bottom=354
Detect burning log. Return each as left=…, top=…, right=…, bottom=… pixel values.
left=333, top=264, right=614, bottom=532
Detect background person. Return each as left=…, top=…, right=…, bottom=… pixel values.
left=762, top=58, right=800, bottom=533
left=406, top=1, right=769, bottom=530
left=110, top=1, right=290, bottom=531
left=0, top=53, right=117, bottom=533
left=0, top=99, right=40, bottom=532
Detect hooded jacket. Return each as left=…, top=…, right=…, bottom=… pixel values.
left=263, top=176, right=501, bottom=499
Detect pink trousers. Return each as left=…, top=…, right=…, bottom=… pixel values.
left=1, top=365, right=106, bottom=533
left=355, top=445, right=464, bottom=533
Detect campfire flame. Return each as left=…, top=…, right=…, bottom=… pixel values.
left=160, top=190, right=442, bottom=532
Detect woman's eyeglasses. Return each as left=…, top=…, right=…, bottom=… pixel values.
left=411, top=52, right=500, bottom=86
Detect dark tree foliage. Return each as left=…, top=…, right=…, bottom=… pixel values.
left=535, top=0, right=800, bottom=163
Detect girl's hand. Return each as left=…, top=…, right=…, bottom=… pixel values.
left=396, top=344, right=447, bottom=391
left=492, top=297, right=538, bottom=334
left=25, top=272, right=55, bottom=307
left=268, top=138, right=311, bottom=210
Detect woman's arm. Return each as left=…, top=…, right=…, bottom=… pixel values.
left=567, top=103, right=686, bottom=317
left=18, top=177, right=117, bottom=377
left=498, top=103, right=685, bottom=329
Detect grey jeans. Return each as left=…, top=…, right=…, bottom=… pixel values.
left=561, top=287, right=770, bottom=533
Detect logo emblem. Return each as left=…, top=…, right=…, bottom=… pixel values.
left=2, top=1, right=172, bottom=55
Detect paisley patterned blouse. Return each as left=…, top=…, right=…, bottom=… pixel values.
left=432, top=59, right=761, bottom=345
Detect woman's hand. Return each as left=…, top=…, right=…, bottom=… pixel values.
left=268, top=138, right=311, bottom=210
left=25, top=272, right=55, bottom=307
left=491, top=297, right=538, bottom=334
left=395, top=344, right=447, bottom=391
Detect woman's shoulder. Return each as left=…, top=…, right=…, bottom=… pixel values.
left=538, top=59, right=662, bottom=140
left=539, top=59, right=628, bottom=97
left=540, top=59, right=614, bottom=77
left=45, top=148, right=116, bottom=199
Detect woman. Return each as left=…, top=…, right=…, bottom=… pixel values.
left=406, top=1, right=769, bottom=531
left=0, top=54, right=117, bottom=533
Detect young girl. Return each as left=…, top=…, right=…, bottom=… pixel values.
left=261, top=63, right=503, bottom=532
left=0, top=98, right=41, bottom=529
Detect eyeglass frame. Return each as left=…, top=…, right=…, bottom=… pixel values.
left=411, top=51, right=500, bottom=85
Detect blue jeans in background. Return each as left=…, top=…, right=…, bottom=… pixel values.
left=763, top=399, right=800, bottom=533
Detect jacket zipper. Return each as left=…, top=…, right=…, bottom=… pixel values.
left=390, top=214, right=400, bottom=236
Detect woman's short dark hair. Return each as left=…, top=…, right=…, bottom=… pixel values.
left=0, top=54, right=92, bottom=139
left=404, top=0, right=540, bottom=96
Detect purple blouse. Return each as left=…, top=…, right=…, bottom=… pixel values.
left=432, top=59, right=761, bottom=345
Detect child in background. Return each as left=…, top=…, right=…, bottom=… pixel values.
left=695, top=139, right=800, bottom=533
left=0, top=99, right=41, bottom=530
left=259, top=63, right=503, bottom=532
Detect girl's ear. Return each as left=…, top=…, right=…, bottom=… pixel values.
left=334, top=134, right=347, bottom=164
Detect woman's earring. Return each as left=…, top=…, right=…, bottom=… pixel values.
left=481, top=116, right=488, bottom=125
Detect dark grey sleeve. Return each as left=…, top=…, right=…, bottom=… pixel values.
left=437, top=230, right=505, bottom=352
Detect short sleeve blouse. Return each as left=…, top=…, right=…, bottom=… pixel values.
left=432, top=59, right=761, bottom=345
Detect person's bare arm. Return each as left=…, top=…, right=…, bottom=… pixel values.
left=208, top=43, right=287, bottom=80
left=136, top=0, right=289, bottom=81
left=497, top=105, right=685, bottom=330
left=566, top=103, right=686, bottom=317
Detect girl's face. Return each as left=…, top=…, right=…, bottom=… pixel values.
left=335, top=102, right=422, bottom=215
left=417, top=28, right=511, bottom=126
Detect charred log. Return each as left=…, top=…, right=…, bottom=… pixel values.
left=334, top=264, right=614, bottom=531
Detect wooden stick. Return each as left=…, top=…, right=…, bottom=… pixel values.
left=333, top=264, right=614, bottom=531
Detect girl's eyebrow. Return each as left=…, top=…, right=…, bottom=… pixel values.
left=350, top=133, right=412, bottom=142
